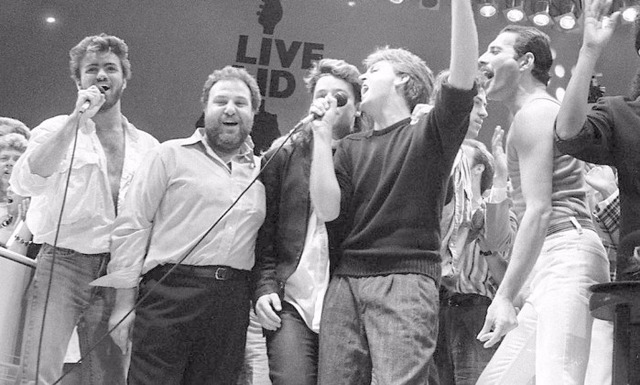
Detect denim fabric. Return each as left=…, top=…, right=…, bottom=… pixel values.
left=237, top=309, right=272, bottom=385
left=477, top=229, right=610, bottom=385
left=318, top=274, right=439, bottom=385
left=127, top=266, right=250, bottom=385
left=265, top=301, right=318, bottom=385
left=18, top=244, right=126, bottom=385
left=432, top=300, right=498, bottom=385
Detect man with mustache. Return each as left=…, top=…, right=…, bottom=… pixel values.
left=93, top=66, right=266, bottom=385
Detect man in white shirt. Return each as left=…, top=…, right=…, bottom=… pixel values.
left=11, top=34, right=158, bottom=385
left=93, top=66, right=266, bottom=385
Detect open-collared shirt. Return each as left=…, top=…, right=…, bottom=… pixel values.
left=93, top=128, right=266, bottom=288
left=10, top=115, right=159, bottom=254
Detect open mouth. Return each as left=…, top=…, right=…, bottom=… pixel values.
left=98, top=85, right=110, bottom=93
left=481, top=68, right=494, bottom=81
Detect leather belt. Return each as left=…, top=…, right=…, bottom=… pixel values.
left=441, top=293, right=492, bottom=307
left=546, top=217, right=595, bottom=237
left=148, top=264, right=250, bottom=281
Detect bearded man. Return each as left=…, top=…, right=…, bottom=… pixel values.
left=92, top=65, right=266, bottom=385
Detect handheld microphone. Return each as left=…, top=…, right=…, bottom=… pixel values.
left=79, top=100, right=91, bottom=114
left=298, top=91, right=349, bottom=126
left=78, top=86, right=107, bottom=114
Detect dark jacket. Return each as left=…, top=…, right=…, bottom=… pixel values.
left=253, top=141, right=312, bottom=302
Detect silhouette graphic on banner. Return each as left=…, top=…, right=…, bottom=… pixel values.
left=258, top=0, right=283, bottom=35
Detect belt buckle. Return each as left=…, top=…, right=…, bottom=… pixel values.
left=215, top=267, right=230, bottom=280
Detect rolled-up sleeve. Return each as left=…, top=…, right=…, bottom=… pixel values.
left=10, top=117, right=70, bottom=197
left=91, top=147, right=169, bottom=288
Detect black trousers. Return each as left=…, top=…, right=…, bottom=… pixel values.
left=128, top=265, right=251, bottom=385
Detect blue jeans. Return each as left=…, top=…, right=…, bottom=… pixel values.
left=18, top=244, right=126, bottom=385
left=265, top=301, right=318, bottom=385
left=237, top=309, right=271, bottom=385
left=477, top=229, right=610, bottom=385
left=318, top=274, right=439, bottom=385
left=432, top=295, right=498, bottom=385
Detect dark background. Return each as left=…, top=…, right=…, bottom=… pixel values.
left=2, top=0, right=638, bottom=145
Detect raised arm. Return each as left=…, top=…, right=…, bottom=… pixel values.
left=28, top=85, right=105, bottom=177
left=555, top=0, right=620, bottom=139
left=483, top=126, right=517, bottom=254
left=309, top=95, right=341, bottom=222
left=448, top=0, right=479, bottom=90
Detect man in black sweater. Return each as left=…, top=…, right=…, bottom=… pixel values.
left=309, top=1, right=480, bottom=383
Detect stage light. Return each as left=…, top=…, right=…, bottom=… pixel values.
left=554, top=1, right=579, bottom=30
left=503, top=0, right=525, bottom=22
left=621, top=1, right=639, bottom=23
left=419, top=0, right=440, bottom=10
left=477, top=0, right=498, bottom=18
left=45, top=16, right=56, bottom=24
left=531, top=0, right=552, bottom=27
left=389, top=0, right=404, bottom=4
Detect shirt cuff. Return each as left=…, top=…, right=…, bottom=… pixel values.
left=597, top=188, right=619, bottom=210
left=90, top=268, right=141, bottom=289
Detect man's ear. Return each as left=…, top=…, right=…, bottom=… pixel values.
left=519, top=52, right=535, bottom=72
left=394, top=74, right=410, bottom=87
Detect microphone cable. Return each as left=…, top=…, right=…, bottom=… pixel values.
left=53, top=111, right=316, bottom=384
left=34, top=110, right=84, bottom=383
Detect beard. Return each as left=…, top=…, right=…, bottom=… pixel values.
left=204, top=123, right=251, bottom=154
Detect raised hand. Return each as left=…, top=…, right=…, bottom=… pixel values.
left=491, top=126, right=508, bottom=188
left=583, top=0, right=621, bottom=53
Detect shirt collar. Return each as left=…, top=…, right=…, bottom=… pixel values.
left=184, top=128, right=255, bottom=164
left=81, top=114, right=140, bottom=141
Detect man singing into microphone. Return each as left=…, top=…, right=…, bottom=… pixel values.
left=312, top=1, right=480, bottom=383
left=254, top=58, right=361, bottom=385
left=11, top=34, right=158, bottom=385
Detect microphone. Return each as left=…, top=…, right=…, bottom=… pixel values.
left=79, top=100, right=91, bottom=114
left=298, top=91, right=349, bottom=126
left=78, top=86, right=107, bottom=114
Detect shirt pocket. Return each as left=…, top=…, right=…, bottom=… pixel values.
left=238, top=180, right=266, bottom=221
left=50, top=149, right=108, bottom=225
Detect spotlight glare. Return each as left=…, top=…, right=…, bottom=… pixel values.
left=45, top=16, right=56, bottom=24
left=622, top=6, right=638, bottom=23
left=558, top=14, right=576, bottom=30
left=389, top=0, right=404, bottom=4
left=479, top=4, right=497, bottom=18
left=533, top=13, right=551, bottom=26
left=504, top=0, right=525, bottom=23
left=347, top=0, right=356, bottom=6
left=506, top=8, right=525, bottom=22
left=530, top=0, right=551, bottom=27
